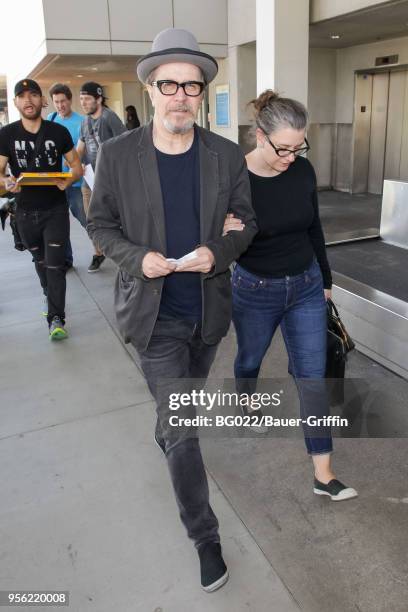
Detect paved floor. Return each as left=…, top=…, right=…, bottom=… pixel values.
left=1, top=215, right=407, bottom=612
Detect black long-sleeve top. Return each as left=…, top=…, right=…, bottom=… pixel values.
left=237, top=156, right=332, bottom=288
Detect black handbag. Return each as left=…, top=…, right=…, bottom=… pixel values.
left=326, top=298, right=355, bottom=379
left=326, top=299, right=354, bottom=378
left=326, top=299, right=355, bottom=406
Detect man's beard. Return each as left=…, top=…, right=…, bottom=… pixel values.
left=163, top=105, right=196, bottom=134
left=163, top=117, right=195, bottom=134
left=85, top=103, right=98, bottom=115
left=21, top=107, right=42, bottom=120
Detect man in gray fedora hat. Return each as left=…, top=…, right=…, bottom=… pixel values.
left=87, top=27, right=257, bottom=592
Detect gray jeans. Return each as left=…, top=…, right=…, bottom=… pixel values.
left=136, top=315, right=220, bottom=548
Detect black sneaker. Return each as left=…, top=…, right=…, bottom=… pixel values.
left=314, top=478, right=358, bottom=501
left=88, top=254, right=105, bottom=273
left=198, top=542, right=229, bottom=593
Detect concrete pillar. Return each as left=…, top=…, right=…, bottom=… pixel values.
left=256, top=0, right=309, bottom=105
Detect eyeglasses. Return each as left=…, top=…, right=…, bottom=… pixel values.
left=151, top=80, right=205, bottom=97
left=263, top=133, right=310, bottom=158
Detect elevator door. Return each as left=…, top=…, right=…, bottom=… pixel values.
left=367, top=73, right=388, bottom=194
left=352, top=69, right=408, bottom=194
left=384, top=71, right=406, bottom=182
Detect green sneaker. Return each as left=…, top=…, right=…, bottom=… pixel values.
left=49, top=316, right=68, bottom=341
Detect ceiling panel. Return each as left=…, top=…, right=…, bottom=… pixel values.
left=310, top=0, right=408, bottom=47
left=32, top=54, right=140, bottom=86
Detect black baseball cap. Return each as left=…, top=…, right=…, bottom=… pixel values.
left=14, top=79, right=42, bottom=97
left=80, top=81, right=105, bottom=98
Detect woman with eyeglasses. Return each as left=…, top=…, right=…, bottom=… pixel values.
left=224, top=90, right=357, bottom=502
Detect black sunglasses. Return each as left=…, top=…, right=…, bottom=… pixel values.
left=263, top=133, right=310, bottom=158
left=151, top=80, right=205, bottom=97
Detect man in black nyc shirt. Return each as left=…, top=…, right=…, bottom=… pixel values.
left=0, top=79, right=82, bottom=340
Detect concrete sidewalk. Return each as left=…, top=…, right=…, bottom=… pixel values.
left=1, top=216, right=408, bottom=612
left=0, top=219, right=300, bottom=611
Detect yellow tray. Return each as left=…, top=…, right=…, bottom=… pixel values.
left=17, top=172, right=73, bottom=186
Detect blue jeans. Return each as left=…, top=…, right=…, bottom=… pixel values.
left=65, top=186, right=86, bottom=264
left=232, top=260, right=332, bottom=455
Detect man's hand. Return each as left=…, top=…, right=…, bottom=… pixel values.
left=55, top=178, right=69, bottom=191
left=223, top=212, right=245, bottom=236
left=324, top=289, right=332, bottom=301
left=3, top=176, right=21, bottom=194
left=175, top=246, right=215, bottom=273
left=142, top=251, right=177, bottom=278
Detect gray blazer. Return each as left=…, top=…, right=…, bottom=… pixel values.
left=87, top=122, right=257, bottom=352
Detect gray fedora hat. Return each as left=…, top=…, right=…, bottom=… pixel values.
left=136, top=28, right=218, bottom=85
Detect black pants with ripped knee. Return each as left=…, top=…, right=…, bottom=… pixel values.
left=15, top=204, right=69, bottom=325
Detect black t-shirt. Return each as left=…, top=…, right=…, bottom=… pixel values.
left=155, top=129, right=202, bottom=321
left=238, top=156, right=332, bottom=288
left=0, top=119, right=74, bottom=210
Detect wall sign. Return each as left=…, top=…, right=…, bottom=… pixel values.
left=215, top=84, right=230, bottom=127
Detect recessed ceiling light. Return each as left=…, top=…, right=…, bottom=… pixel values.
left=330, top=34, right=341, bottom=39
left=76, top=74, right=83, bottom=78
left=91, top=67, right=98, bottom=71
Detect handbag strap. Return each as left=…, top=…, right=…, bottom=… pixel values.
left=327, top=298, right=340, bottom=318
left=327, top=298, right=355, bottom=352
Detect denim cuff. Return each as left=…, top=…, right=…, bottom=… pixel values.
left=307, top=449, right=333, bottom=456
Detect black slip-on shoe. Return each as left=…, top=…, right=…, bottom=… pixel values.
left=88, top=254, right=105, bottom=273
left=314, top=478, right=358, bottom=501
left=198, top=542, right=229, bottom=593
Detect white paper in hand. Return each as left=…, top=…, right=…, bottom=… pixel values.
left=84, top=164, right=95, bottom=190
left=166, top=250, right=198, bottom=266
